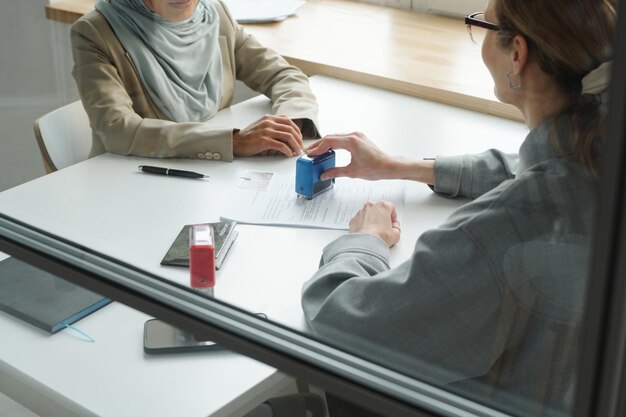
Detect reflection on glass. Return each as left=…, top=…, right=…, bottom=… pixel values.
left=301, top=0, right=615, bottom=416
left=0, top=0, right=621, bottom=416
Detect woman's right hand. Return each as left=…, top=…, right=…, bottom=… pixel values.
left=233, top=114, right=304, bottom=158
left=306, top=132, right=436, bottom=185
left=305, top=132, right=397, bottom=181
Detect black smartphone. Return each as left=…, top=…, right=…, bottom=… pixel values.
left=143, top=319, right=224, bottom=354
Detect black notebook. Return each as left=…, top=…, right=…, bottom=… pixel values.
left=160, top=220, right=238, bottom=270
left=0, top=257, right=112, bottom=333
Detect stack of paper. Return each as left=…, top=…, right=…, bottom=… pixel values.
left=222, top=0, right=306, bottom=23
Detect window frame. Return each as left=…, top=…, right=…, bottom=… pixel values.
left=574, top=2, right=626, bottom=416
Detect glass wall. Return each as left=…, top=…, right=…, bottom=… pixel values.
left=1, top=1, right=625, bottom=417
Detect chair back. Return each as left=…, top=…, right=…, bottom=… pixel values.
left=34, top=100, right=92, bottom=173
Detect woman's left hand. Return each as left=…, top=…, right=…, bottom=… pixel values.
left=349, top=201, right=401, bottom=247
left=233, top=114, right=304, bottom=157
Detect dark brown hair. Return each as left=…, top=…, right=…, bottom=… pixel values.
left=493, top=0, right=616, bottom=173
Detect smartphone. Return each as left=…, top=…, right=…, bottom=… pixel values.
left=143, top=319, right=224, bottom=354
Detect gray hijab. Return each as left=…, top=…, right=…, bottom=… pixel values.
left=96, top=0, right=222, bottom=122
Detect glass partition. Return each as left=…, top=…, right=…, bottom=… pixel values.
left=1, top=1, right=625, bottom=417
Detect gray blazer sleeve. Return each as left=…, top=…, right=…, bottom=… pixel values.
left=302, top=207, right=510, bottom=385
left=434, top=149, right=518, bottom=198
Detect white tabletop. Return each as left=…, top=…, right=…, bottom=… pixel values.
left=0, top=270, right=293, bottom=417
left=0, top=75, right=528, bottom=417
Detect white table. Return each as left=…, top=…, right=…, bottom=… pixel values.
left=0, top=76, right=527, bottom=417
left=0, top=263, right=294, bottom=417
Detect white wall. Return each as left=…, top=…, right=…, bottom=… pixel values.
left=0, top=0, right=78, bottom=192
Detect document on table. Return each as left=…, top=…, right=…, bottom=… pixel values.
left=221, top=173, right=405, bottom=230
left=222, top=0, right=306, bottom=23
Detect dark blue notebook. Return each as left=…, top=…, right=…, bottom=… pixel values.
left=0, top=257, right=111, bottom=333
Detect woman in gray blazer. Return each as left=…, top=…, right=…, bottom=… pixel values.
left=302, top=0, right=615, bottom=416
left=71, top=0, right=320, bottom=162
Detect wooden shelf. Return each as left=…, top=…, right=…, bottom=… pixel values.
left=45, top=0, right=523, bottom=121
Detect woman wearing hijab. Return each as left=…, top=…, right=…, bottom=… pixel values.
left=70, top=0, right=320, bottom=162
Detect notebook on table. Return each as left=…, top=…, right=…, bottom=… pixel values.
left=0, top=257, right=112, bottom=333
left=161, top=220, right=238, bottom=270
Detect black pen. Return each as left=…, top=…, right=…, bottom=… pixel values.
left=138, top=165, right=208, bottom=179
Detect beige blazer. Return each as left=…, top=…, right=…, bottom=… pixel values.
left=70, top=1, right=320, bottom=162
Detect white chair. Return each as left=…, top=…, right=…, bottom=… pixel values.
left=34, top=100, right=92, bottom=173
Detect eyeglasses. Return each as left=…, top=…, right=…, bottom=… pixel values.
left=465, top=11, right=500, bottom=44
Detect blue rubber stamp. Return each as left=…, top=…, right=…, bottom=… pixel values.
left=295, top=150, right=336, bottom=199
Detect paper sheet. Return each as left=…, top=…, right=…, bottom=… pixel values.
left=222, top=0, right=306, bottom=23
left=222, top=174, right=405, bottom=230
